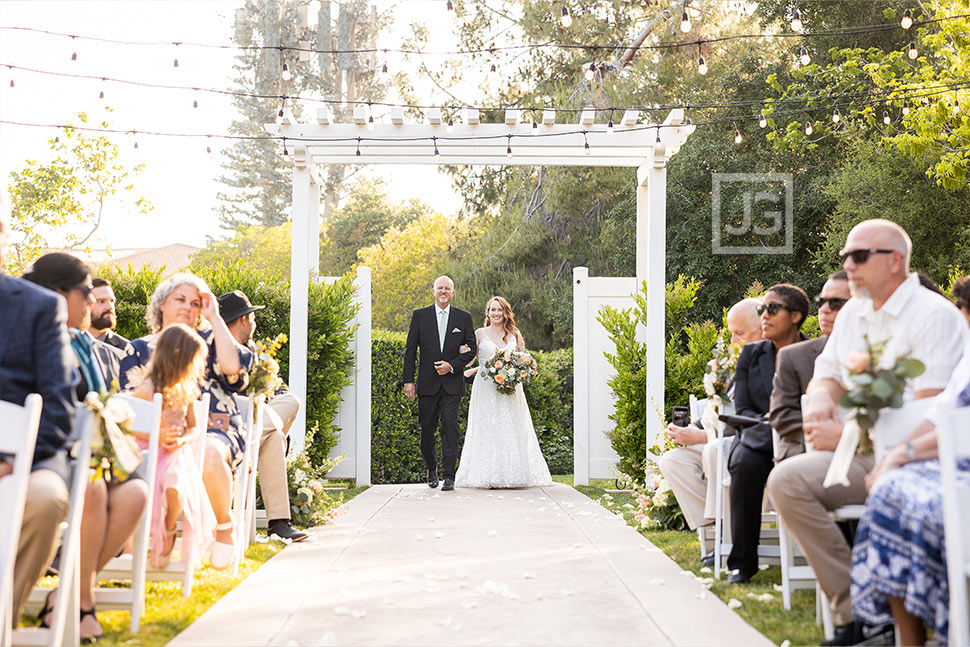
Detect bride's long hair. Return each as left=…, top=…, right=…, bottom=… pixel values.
left=483, top=296, right=520, bottom=343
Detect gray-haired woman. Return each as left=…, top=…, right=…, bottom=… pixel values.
left=119, top=272, right=252, bottom=569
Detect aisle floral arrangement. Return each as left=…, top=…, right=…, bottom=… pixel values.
left=481, top=348, right=538, bottom=395
left=84, top=389, right=142, bottom=483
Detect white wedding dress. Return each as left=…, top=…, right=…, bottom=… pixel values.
left=455, top=333, right=553, bottom=489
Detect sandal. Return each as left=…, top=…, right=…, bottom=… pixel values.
left=151, top=526, right=178, bottom=569
left=79, top=607, right=102, bottom=644
left=209, top=520, right=235, bottom=570
left=37, top=589, right=55, bottom=628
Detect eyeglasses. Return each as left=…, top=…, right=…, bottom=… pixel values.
left=70, top=284, right=94, bottom=297
left=756, top=302, right=794, bottom=317
left=839, top=248, right=895, bottom=264
left=814, top=296, right=848, bottom=311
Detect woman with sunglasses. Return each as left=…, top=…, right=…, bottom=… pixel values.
left=22, top=253, right=148, bottom=642
left=724, top=283, right=809, bottom=584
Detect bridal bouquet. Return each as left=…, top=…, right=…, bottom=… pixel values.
left=823, top=334, right=925, bottom=487
left=481, top=348, right=538, bottom=395
left=84, top=390, right=142, bottom=483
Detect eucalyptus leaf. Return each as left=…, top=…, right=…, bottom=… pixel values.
left=899, top=358, right=926, bottom=378
left=871, top=378, right=893, bottom=399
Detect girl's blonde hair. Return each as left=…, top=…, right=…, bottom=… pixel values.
left=144, top=323, right=207, bottom=410
left=482, top=296, right=520, bottom=343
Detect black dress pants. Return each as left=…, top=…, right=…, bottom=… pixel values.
left=726, top=438, right=774, bottom=574
left=417, top=389, right=461, bottom=479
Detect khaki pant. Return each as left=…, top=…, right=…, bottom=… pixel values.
left=658, top=437, right=732, bottom=535
left=766, top=450, right=873, bottom=625
left=12, top=469, right=69, bottom=627
left=258, top=393, right=301, bottom=521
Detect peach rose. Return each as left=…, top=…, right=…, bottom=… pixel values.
left=494, top=374, right=505, bottom=384
left=846, top=350, right=870, bottom=373
left=495, top=360, right=503, bottom=369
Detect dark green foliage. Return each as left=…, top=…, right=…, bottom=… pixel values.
left=97, top=261, right=357, bottom=467
left=369, top=330, right=573, bottom=483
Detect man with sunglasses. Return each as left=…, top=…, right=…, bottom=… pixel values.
left=768, top=271, right=851, bottom=463
left=767, top=219, right=967, bottom=646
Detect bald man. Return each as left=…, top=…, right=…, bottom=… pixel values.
left=767, top=219, right=967, bottom=646
left=659, top=297, right=764, bottom=540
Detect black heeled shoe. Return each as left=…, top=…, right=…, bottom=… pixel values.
left=37, top=589, right=55, bottom=628
left=79, top=607, right=102, bottom=644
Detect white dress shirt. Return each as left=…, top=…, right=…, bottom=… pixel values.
left=924, top=339, right=970, bottom=426
left=814, top=272, right=968, bottom=398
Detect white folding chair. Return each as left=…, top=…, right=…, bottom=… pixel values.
left=230, top=396, right=262, bottom=575
left=938, top=405, right=970, bottom=647
left=0, top=394, right=43, bottom=645
left=91, top=393, right=162, bottom=634
left=15, top=398, right=96, bottom=647
left=100, top=394, right=210, bottom=599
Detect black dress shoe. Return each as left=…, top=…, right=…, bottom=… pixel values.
left=700, top=552, right=715, bottom=567
left=820, top=621, right=894, bottom=646
left=726, top=568, right=755, bottom=584
left=441, top=478, right=454, bottom=491
left=427, top=472, right=439, bottom=488
left=268, top=519, right=309, bottom=542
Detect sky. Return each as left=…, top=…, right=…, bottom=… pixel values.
left=0, top=0, right=465, bottom=251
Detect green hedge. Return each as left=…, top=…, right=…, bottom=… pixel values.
left=99, top=261, right=357, bottom=467
left=370, top=329, right=573, bottom=484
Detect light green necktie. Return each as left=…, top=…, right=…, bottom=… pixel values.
left=438, top=308, right=447, bottom=351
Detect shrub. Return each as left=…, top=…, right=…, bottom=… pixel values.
left=99, top=261, right=357, bottom=467
left=370, top=329, right=573, bottom=483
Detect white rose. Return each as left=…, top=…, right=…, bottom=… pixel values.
left=103, top=397, right=135, bottom=427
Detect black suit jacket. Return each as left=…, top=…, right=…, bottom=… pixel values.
left=0, top=274, right=79, bottom=465
left=734, top=339, right=777, bottom=420
left=403, top=305, right=476, bottom=396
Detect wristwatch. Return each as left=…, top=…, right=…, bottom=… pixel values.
left=903, top=441, right=917, bottom=462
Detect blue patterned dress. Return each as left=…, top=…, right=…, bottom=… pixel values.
left=119, top=328, right=253, bottom=468
left=851, top=382, right=970, bottom=642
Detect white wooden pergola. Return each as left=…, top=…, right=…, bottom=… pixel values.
left=267, top=106, right=695, bottom=484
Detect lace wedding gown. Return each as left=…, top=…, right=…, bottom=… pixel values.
left=455, top=334, right=553, bottom=488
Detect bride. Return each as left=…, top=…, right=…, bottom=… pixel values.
left=455, top=296, right=552, bottom=489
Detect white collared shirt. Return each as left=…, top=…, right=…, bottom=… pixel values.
left=436, top=304, right=451, bottom=320
left=924, top=340, right=970, bottom=426
left=814, top=272, right=968, bottom=397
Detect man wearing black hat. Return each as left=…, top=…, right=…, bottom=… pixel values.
left=218, top=290, right=307, bottom=542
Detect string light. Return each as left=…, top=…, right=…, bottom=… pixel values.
left=71, top=52, right=77, bottom=61
left=759, top=113, right=767, bottom=128
left=367, top=114, right=375, bottom=130
left=908, top=41, right=918, bottom=59
left=697, top=54, right=708, bottom=76
left=954, top=96, right=961, bottom=114
left=99, top=89, right=104, bottom=99
left=206, top=145, right=212, bottom=154
left=173, top=58, right=178, bottom=68
left=607, top=108, right=614, bottom=134
left=447, top=117, right=454, bottom=133
left=532, top=118, right=538, bottom=129
left=680, top=10, right=691, bottom=33
left=506, top=135, right=513, bottom=159
left=281, top=61, right=292, bottom=81
left=584, top=63, right=595, bottom=82
left=734, top=125, right=742, bottom=144
left=282, top=136, right=288, bottom=157
left=560, top=5, right=572, bottom=28
left=433, top=136, right=440, bottom=160
left=832, top=107, right=840, bottom=123
left=799, top=47, right=811, bottom=66
left=446, top=0, right=454, bottom=12
left=901, top=9, right=913, bottom=29
left=804, top=120, right=813, bottom=135
left=582, top=130, right=590, bottom=155
left=54, top=136, right=59, bottom=143
left=489, top=62, right=497, bottom=74
left=381, top=61, right=388, bottom=74
left=8, top=79, right=13, bottom=88
left=791, top=8, right=803, bottom=32
left=883, top=109, right=891, bottom=124
left=902, top=100, right=910, bottom=115
left=355, top=137, right=361, bottom=158
left=193, top=99, right=198, bottom=108
left=655, top=126, right=661, bottom=144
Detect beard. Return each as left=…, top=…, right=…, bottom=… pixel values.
left=848, top=282, right=870, bottom=300
left=90, top=311, right=116, bottom=330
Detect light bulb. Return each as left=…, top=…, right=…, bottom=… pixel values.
left=434, top=139, right=441, bottom=160
left=607, top=119, right=614, bottom=134
left=193, top=99, right=198, bottom=108
left=832, top=107, right=840, bottom=123
left=506, top=144, right=513, bottom=159
left=71, top=52, right=77, bottom=61
left=655, top=130, right=662, bottom=144
left=883, top=110, right=891, bottom=125
left=734, top=128, right=742, bottom=144
left=381, top=62, right=388, bottom=74
left=173, top=58, right=179, bottom=68
left=584, top=141, right=590, bottom=155
left=902, top=102, right=910, bottom=116
left=99, top=90, right=104, bottom=100
left=585, top=64, right=595, bottom=82
left=447, top=118, right=454, bottom=133
left=134, top=141, right=139, bottom=150
left=680, top=11, right=691, bottom=32
left=561, top=5, right=572, bottom=27
left=532, top=120, right=538, bottom=129
left=8, top=79, right=13, bottom=88
left=908, top=42, right=918, bottom=59
left=901, top=9, right=912, bottom=29
left=281, top=62, right=292, bottom=81
left=54, top=136, right=59, bottom=143
left=698, top=55, right=708, bottom=75
left=791, top=9, right=802, bottom=32
left=489, top=63, right=497, bottom=74
left=759, top=114, right=767, bottom=128
left=276, top=107, right=284, bottom=125
left=206, top=146, right=212, bottom=154
left=799, top=47, right=811, bottom=66
left=356, top=147, right=361, bottom=158
left=954, top=99, right=961, bottom=115
left=367, top=114, right=375, bottom=130
left=446, top=0, right=454, bottom=11
left=804, top=121, right=813, bottom=136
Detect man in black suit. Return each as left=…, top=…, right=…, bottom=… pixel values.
left=403, top=276, right=476, bottom=491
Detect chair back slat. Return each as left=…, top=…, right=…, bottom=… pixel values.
left=940, top=405, right=970, bottom=647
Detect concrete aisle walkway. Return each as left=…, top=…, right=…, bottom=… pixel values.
left=168, top=484, right=773, bottom=647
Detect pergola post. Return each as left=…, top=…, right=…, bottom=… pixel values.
left=287, top=142, right=320, bottom=454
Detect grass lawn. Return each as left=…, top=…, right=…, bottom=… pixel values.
left=51, top=481, right=369, bottom=647
left=555, top=475, right=824, bottom=647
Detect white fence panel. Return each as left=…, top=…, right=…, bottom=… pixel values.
left=573, top=267, right=636, bottom=485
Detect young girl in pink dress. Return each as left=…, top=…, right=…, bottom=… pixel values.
left=132, top=323, right=215, bottom=569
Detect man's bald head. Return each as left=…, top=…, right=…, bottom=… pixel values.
left=727, top=297, right=764, bottom=345
left=844, top=219, right=912, bottom=273
left=432, top=275, right=455, bottom=308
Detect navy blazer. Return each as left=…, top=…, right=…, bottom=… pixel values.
left=0, top=274, right=79, bottom=465
left=402, top=305, right=477, bottom=397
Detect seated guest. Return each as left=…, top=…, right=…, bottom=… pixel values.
left=954, top=274, right=970, bottom=326
left=120, top=273, right=253, bottom=569
left=660, top=297, right=763, bottom=545
left=768, top=219, right=967, bottom=645
left=218, top=290, right=308, bottom=542
left=86, top=277, right=131, bottom=387
left=724, top=283, right=808, bottom=583
left=849, top=287, right=970, bottom=646
left=23, top=253, right=148, bottom=642
left=769, top=271, right=850, bottom=462
left=0, top=199, right=76, bottom=629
